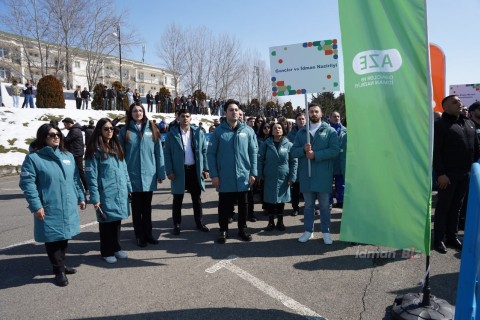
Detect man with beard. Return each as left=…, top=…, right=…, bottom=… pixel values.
left=291, top=103, right=339, bottom=245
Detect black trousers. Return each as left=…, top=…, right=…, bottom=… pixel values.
left=219, top=192, right=247, bottom=232
left=265, top=202, right=285, bottom=216
left=75, top=98, right=82, bottom=109
left=131, top=191, right=154, bottom=241
left=247, top=189, right=255, bottom=217
left=291, top=181, right=300, bottom=210
left=74, top=156, right=87, bottom=192
left=45, top=240, right=69, bottom=275
left=172, top=166, right=203, bottom=226
left=99, top=220, right=121, bottom=257
left=434, top=173, right=468, bottom=243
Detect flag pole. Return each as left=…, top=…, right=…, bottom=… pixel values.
left=304, top=93, right=311, bottom=177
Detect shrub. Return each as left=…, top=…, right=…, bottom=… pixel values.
left=36, top=75, right=65, bottom=108
left=92, top=83, right=105, bottom=110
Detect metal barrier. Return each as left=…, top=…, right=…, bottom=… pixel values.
left=455, top=162, right=480, bottom=319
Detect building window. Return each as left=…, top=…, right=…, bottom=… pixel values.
left=75, top=61, right=80, bottom=68
left=0, top=48, right=7, bottom=58
left=165, top=77, right=167, bottom=85
left=138, top=72, right=144, bottom=80
left=151, top=74, right=155, bottom=77
left=0, top=67, right=9, bottom=78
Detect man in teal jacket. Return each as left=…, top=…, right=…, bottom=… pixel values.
left=291, top=103, right=339, bottom=245
left=165, top=109, right=210, bottom=235
left=329, top=111, right=347, bottom=208
left=207, top=99, right=258, bottom=244
left=287, top=112, right=306, bottom=216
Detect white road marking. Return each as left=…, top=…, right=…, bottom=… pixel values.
left=206, top=255, right=328, bottom=320
left=0, top=221, right=99, bottom=252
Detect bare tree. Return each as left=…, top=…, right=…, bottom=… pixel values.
left=79, top=1, right=119, bottom=90
left=45, top=0, right=88, bottom=89
left=156, top=23, right=186, bottom=97
left=0, top=0, right=57, bottom=81
left=156, top=23, right=271, bottom=104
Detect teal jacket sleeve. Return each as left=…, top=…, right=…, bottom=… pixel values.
left=154, top=138, right=166, bottom=180
left=248, top=131, right=258, bottom=177
left=85, top=154, right=100, bottom=204
left=207, top=131, right=219, bottom=178
left=19, top=155, right=42, bottom=213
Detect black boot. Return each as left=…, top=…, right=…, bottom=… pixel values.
left=276, top=215, right=286, bottom=231
left=238, top=229, right=252, bottom=241
left=265, top=215, right=275, bottom=231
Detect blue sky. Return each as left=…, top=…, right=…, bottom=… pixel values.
left=0, top=0, right=478, bottom=96
left=115, top=0, right=480, bottom=95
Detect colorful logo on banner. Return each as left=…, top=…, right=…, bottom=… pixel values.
left=269, top=40, right=340, bottom=96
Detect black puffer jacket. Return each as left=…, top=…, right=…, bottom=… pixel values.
left=434, top=113, right=480, bottom=176
left=64, top=123, right=85, bottom=157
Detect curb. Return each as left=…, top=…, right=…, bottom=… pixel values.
left=0, top=166, right=21, bottom=176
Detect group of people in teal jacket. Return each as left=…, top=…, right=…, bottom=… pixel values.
left=19, top=98, right=346, bottom=286
left=19, top=101, right=165, bottom=286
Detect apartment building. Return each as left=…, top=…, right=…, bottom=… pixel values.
left=0, top=30, right=178, bottom=96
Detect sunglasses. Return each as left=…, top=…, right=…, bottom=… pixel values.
left=263, top=126, right=270, bottom=130
left=47, top=133, right=61, bottom=138
left=103, top=127, right=115, bottom=132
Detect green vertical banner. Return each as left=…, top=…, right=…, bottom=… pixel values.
left=338, top=0, right=432, bottom=254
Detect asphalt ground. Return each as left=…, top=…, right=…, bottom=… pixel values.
left=0, top=175, right=461, bottom=320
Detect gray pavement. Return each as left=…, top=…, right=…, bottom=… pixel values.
left=0, top=175, right=460, bottom=320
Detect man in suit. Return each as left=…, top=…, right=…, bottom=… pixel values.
left=164, top=109, right=210, bottom=235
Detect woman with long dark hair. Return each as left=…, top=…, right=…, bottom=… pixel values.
left=258, top=122, right=297, bottom=231
left=85, top=118, right=132, bottom=264
left=19, top=123, right=86, bottom=287
left=119, top=102, right=165, bottom=247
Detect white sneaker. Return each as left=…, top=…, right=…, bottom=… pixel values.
left=323, top=233, right=333, bottom=245
left=104, top=256, right=117, bottom=264
left=298, top=231, right=314, bottom=243
left=114, top=250, right=128, bottom=259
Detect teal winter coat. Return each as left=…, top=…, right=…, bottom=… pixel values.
left=85, top=151, right=132, bottom=223
left=119, top=120, right=166, bottom=192
left=207, top=120, right=258, bottom=193
left=286, top=125, right=300, bottom=143
left=164, top=125, right=209, bottom=194
left=340, top=132, right=347, bottom=176
left=332, top=124, right=347, bottom=175
left=19, top=147, right=85, bottom=243
left=291, top=122, right=340, bottom=193
left=258, top=137, right=297, bottom=204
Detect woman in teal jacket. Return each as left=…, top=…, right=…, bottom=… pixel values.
left=85, top=118, right=132, bottom=264
left=119, top=102, right=165, bottom=247
left=258, top=122, right=297, bottom=231
left=19, top=124, right=86, bottom=287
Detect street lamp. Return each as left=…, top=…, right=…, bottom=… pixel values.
left=254, top=66, right=260, bottom=101
left=113, top=24, right=122, bottom=85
